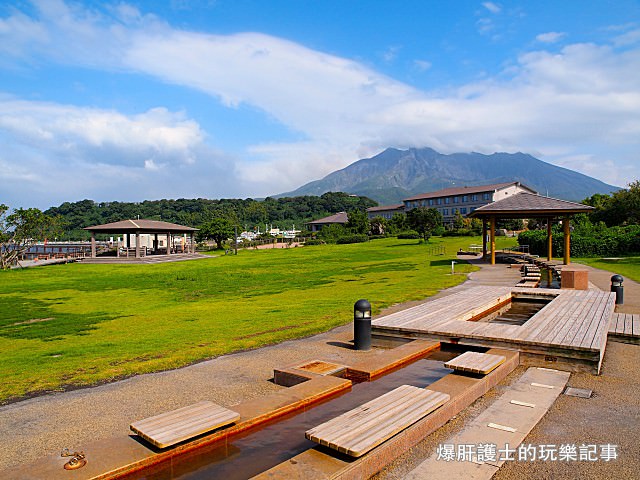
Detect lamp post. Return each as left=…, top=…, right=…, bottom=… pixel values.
left=354, top=299, right=372, bottom=351
left=611, top=275, right=624, bottom=305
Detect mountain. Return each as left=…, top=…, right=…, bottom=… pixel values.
left=279, top=147, right=620, bottom=204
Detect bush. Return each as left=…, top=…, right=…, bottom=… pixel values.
left=397, top=230, right=420, bottom=239
left=442, top=228, right=476, bottom=237
left=304, top=239, right=326, bottom=246
left=336, top=234, right=369, bottom=244
left=518, top=224, right=640, bottom=257
left=368, top=234, right=387, bottom=240
left=432, top=226, right=446, bottom=236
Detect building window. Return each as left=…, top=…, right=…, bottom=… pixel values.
left=436, top=198, right=442, bottom=205
left=444, top=209, right=449, bottom=215
left=428, top=199, right=434, bottom=206
left=462, top=195, right=468, bottom=202
left=444, top=197, right=450, bottom=204
left=453, top=196, right=459, bottom=203
left=461, top=207, right=467, bottom=214
left=483, top=193, right=491, bottom=200
left=472, top=194, right=478, bottom=201
left=470, top=207, right=476, bottom=212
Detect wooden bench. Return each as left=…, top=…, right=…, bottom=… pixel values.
left=444, top=351, right=506, bottom=375
left=305, top=385, right=449, bottom=457
left=130, top=401, right=240, bottom=448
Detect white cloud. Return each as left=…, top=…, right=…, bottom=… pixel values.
left=0, top=100, right=205, bottom=167
left=413, top=59, right=432, bottom=71
left=613, top=28, right=640, bottom=46
left=482, top=2, right=501, bottom=14
left=536, top=31, right=566, bottom=44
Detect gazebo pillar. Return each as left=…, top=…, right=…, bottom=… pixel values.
left=135, top=231, right=140, bottom=258
left=547, top=218, right=553, bottom=261
left=90, top=232, right=96, bottom=258
left=167, top=232, right=171, bottom=255
left=190, top=233, right=195, bottom=253
left=563, top=217, right=571, bottom=265
left=490, top=216, right=496, bottom=265
left=482, top=219, right=487, bottom=260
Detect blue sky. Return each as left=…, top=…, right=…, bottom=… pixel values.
left=1, top=0, right=639, bottom=208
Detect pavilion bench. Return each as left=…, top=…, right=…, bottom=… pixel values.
left=130, top=400, right=240, bottom=449
left=305, top=385, right=449, bottom=457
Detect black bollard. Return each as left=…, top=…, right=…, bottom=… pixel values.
left=354, top=299, right=372, bottom=351
left=611, top=275, right=624, bottom=305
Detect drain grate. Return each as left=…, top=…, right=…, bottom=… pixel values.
left=564, top=387, right=593, bottom=398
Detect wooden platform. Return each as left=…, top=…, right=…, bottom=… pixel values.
left=130, top=401, right=240, bottom=448
left=305, top=385, right=449, bottom=457
left=609, top=312, right=640, bottom=344
left=373, top=286, right=616, bottom=374
left=444, top=351, right=506, bottom=374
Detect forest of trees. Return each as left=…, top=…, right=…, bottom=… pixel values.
left=44, top=193, right=377, bottom=240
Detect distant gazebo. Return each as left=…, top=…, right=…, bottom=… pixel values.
left=469, top=193, right=594, bottom=265
left=84, top=219, right=198, bottom=258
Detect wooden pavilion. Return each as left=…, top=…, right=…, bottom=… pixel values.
left=469, top=193, right=594, bottom=265
left=84, top=219, right=198, bottom=259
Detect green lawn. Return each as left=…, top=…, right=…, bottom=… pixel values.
left=0, top=235, right=515, bottom=404
left=575, top=256, right=640, bottom=282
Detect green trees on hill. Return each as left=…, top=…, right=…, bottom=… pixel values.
left=45, top=192, right=377, bottom=240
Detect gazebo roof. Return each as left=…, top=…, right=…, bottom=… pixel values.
left=84, top=219, right=198, bottom=233
left=469, top=192, right=594, bottom=218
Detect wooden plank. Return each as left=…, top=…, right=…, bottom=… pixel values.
left=305, top=385, right=449, bottom=457
left=444, top=351, right=506, bottom=374
left=633, top=314, right=640, bottom=336
left=130, top=401, right=240, bottom=448
left=580, top=293, right=615, bottom=349
left=624, top=314, right=634, bottom=336
left=551, top=290, right=600, bottom=346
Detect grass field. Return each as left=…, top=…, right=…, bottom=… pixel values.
left=0, top=236, right=515, bottom=404
left=576, top=256, right=640, bottom=282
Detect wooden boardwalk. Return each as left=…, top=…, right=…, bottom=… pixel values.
left=609, top=312, right=640, bottom=344
left=373, top=286, right=616, bottom=373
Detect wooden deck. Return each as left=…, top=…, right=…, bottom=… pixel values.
left=444, top=351, right=506, bottom=374
left=130, top=401, right=240, bottom=448
left=305, top=385, right=449, bottom=457
left=609, top=312, right=640, bottom=344
left=373, top=286, right=616, bottom=374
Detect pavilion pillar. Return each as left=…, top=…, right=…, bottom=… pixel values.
left=116, top=237, right=120, bottom=257
left=547, top=219, right=553, bottom=261
left=482, top=218, right=487, bottom=260
left=90, top=232, right=96, bottom=258
left=135, top=231, right=140, bottom=258
left=190, top=233, right=195, bottom=253
left=167, top=232, right=171, bottom=255
left=490, top=216, right=496, bottom=265
left=154, top=233, right=158, bottom=253
left=563, top=217, right=571, bottom=265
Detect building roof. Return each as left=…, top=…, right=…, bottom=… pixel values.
left=403, top=182, right=536, bottom=202
left=469, top=192, right=594, bottom=218
left=84, top=219, right=198, bottom=233
left=366, top=204, right=405, bottom=212
left=306, top=212, right=349, bottom=225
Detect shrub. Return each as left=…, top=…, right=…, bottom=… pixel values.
left=336, top=234, right=369, bottom=244
left=368, top=234, right=387, bottom=240
left=442, top=228, right=476, bottom=237
left=397, top=230, right=420, bottom=239
left=304, top=239, right=325, bottom=246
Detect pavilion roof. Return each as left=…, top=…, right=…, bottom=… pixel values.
left=469, top=192, right=594, bottom=218
left=84, top=219, right=198, bottom=233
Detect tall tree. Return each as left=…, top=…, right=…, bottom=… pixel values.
left=346, top=210, right=370, bottom=235
left=197, top=218, right=235, bottom=249
left=406, top=207, right=443, bottom=242
left=0, top=205, right=63, bottom=269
